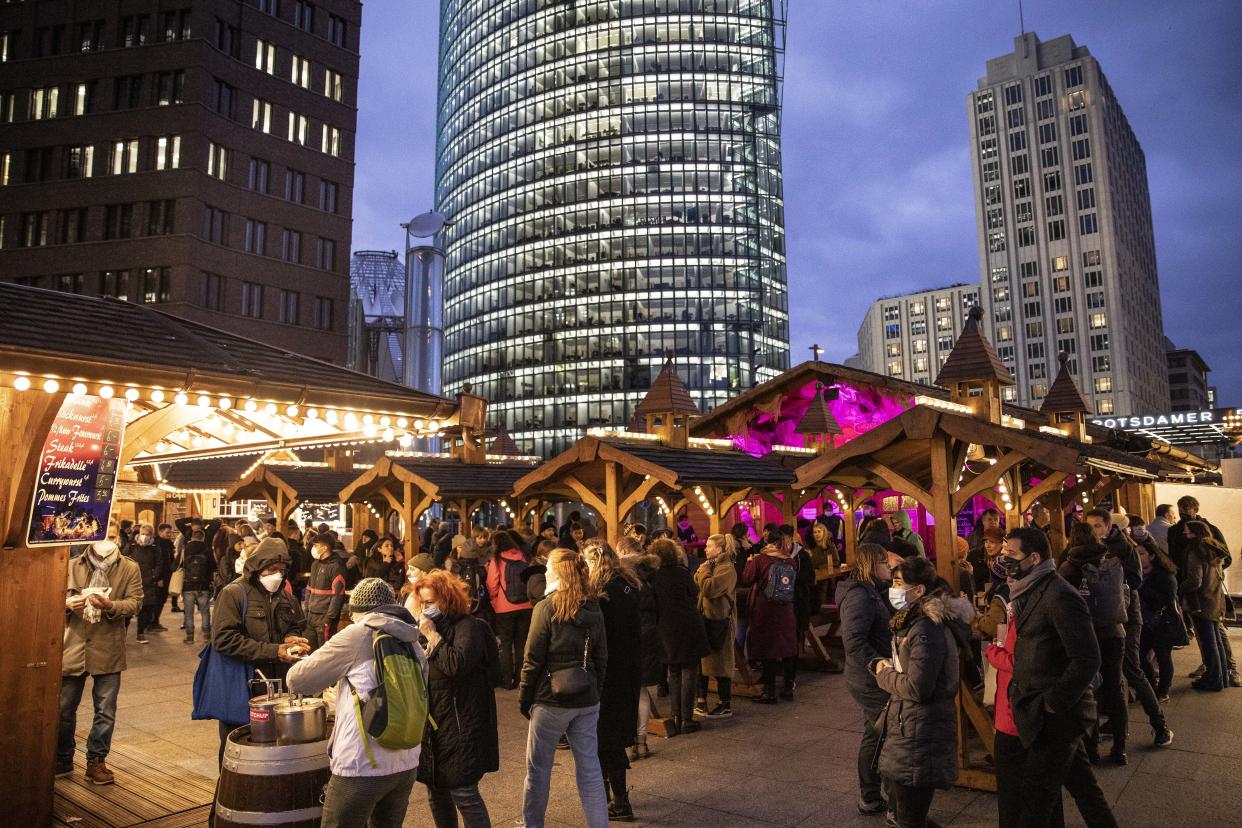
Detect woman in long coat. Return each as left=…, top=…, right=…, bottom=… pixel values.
left=582, top=540, right=643, bottom=820
left=630, top=549, right=663, bottom=759
left=741, top=540, right=799, bottom=703
left=694, top=534, right=737, bottom=718
left=649, top=538, right=710, bottom=734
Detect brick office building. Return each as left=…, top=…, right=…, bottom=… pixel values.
left=0, top=0, right=360, bottom=363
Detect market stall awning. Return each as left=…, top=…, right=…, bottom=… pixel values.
left=226, top=465, right=363, bottom=523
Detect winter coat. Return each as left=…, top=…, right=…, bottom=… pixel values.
left=836, top=578, right=892, bottom=708
left=175, top=517, right=222, bottom=548
left=1139, top=565, right=1178, bottom=627
left=1008, top=566, right=1100, bottom=748
left=211, top=540, right=306, bottom=682
left=519, top=596, right=608, bottom=709
left=793, top=546, right=817, bottom=633
left=651, top=562, right=710, bottom=665
left=304, top=556, right=347, bottom=620
left=632, top=555, right=664, bottom=686
left=63, top=552, right=143, bottom=675
left=1180, top=543, right=1228, bottom=621
left=1147, top=517, right=1174, bottom=554
left=487, top=548, right=533, bottom=614
left=694, top=556, right=737, bottom=678
left=417, top=613, right=500, bottom=789
left=180, top=539, right=215, bottom=593
left=126, top=540, right=164, bottom=607
left=985, top=616, right=1018, bottom=737
left=597, top=573, right=642, bottom=761
left=972, top=582, right=1010, bottom=641
left=1058, top=542, right=1126, bottom=639
left=741, top=549, right=798, bottom=660
left=1168, top=515, right=1229, bottom=576
left=875, top=595, right=962, bottom=790
left=287, top=607, right=426, bottom=777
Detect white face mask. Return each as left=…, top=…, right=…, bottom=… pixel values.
left=234, top=555, right=247, bottom=574
left=137, top=533, right=153, bottom=545
left=259, top=572, right=284, bottom=593
left=889, top=586, right=911, bottom=611
left=544, top=570, right=561, bottom=595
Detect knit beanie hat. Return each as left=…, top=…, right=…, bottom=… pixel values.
left=350, top=577, right=396, bottom=613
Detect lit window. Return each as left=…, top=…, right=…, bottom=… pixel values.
left=321, top=125, right=340, bottom=156
left=207, top=142, right=227, bottom=179
left=155, top=135, right=181, bottom=170
left=292, top=55, right=312, bottom=89
left=255, top=39, right=276, bottom=74
left=288, top=112, right=308, bottom=145
left=110, top=139, right=139, bottom=174
left=1094, top=377, right=1112, bottom=393
left=252, top=99, right=272, bottom=133
left=1051, top=256, right=1068, bottom=272
left=1096, top=399, right=1113, bottom=415
left=324, top=69, right=343, bottom=101
left=1089, top=313, right=1107, bottom=330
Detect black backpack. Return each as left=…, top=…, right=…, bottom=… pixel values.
left=503, top=558, right=529, bottom=604
left=457, top=559, right=486, bottom=614
left=184, top=551, right=211, bottom=586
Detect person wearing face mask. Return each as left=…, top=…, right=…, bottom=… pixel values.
left=304, top=536, right=348, bottom=651
left=409, top=569, right=500, bottom=828
left=125, top=523, right=166, bottom=643
left=59, top=537, right=143, bottom=784
left=998, top=528, right=1117, bottom=828
left=210, top=537, right=308, bottom=755
left=871, top=557, right=963, bottom=828
left=835, top=543, right=893, bottom=817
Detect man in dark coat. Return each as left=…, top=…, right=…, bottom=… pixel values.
left=650, top=539, right=710, bottom=733
left=1003, top=528, right=1117, bottom=828
left=595, top=563, right=643, bottom=819
left=125, top=524, right=165, bottom=642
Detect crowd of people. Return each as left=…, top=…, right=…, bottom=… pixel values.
left=54, top=493, right=1235, bottom=828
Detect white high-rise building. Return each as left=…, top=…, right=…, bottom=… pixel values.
left=848, top=283, right=982, bottom=384
left=968, top=33, right=1168, bottom=416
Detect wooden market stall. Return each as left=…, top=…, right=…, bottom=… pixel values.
left=0, top=282, right=459, bottom=826
left=225, top=462, right=363, bottom=527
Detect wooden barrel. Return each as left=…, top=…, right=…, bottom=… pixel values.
left=215, top=725, right=331, bottom=827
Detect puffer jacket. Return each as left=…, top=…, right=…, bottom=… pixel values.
left=985, top=615, right=1018, bottom=737
left=287, top=606, right=427, bottom=777
left=836, top=577, right=891, bottom=707
left=211, top=539, right=306, bottom=682
left=417, top=613, right=500, bottom=789
left=63, top=546, right=143, bottom=675
left=519, top=595, right=608, bottom=709
left=632, top=555, right=664, bottom=686
left=875, top=595, right=963, bottom=790
left=304, top=556, right=347, bottom=620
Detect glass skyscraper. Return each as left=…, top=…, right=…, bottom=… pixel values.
left=435, top=0, right=791, bottom=457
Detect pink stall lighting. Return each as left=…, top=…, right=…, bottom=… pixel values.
left=731, top=380, right=914, bottom=456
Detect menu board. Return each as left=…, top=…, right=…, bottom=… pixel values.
left=27, top=395, right=127, bottom=546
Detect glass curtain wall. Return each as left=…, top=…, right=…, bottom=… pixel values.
left=436, top=0, right=791, bottom=457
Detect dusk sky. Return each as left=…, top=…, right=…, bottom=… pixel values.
left=351, top=1, right=1242, bottom=409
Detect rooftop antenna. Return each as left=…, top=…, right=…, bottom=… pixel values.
left=1019, top=0, right=1029, bottom=57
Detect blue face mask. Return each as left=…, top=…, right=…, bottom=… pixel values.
left=422, top=605, right=442, bottom=620
left=888, top=586, right=910, bottom=611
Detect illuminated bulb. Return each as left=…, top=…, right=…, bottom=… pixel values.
left=13, top=376, right=31, bottom=391
left=363, top=423, right=378, bottom=437
left=428, top=419, right=440, bottom=431
left=325, top=410, right=338, bottom=425
left=344, top=413, right=359, bottom=429
left=43, top=379, right=60, bottom=393
left=72, top=383, right=88, bottom=396
left=191, top=435, right=203, bottom=447
left=362, top=414, right=375, bottom=426
left=286, top=405, right=299, bottom=417
left=306, top=408, right=318, bottom=419
left=396, top=417, right=408, bottom=428
left=414, top=419, right=425, bottom=430
left=379, top=416, right=391, bottom=427
left=197, top=395, right=211, bottom=408
left=382, top=428, right=395, bottom=441
left=125, top=388, right=139, bottom=401
left=150, top=389, right=165, bottom=403
left=264, top=403, right=277, bottom=415
left=218, top=397, right=233, bottom=410
left=244, top=399, right=258, bottom=412
left=174, top=392, right=189, bottom=405
left=398, top=434, right=413, bottom=448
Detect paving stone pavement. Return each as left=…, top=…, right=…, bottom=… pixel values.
left=73, top=614, right=1242, bottom=827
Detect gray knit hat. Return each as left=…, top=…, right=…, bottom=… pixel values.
left=349, top=577, right=397, bottom=613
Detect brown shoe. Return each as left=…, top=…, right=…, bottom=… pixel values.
left=86, top=759, right=115, bottom=785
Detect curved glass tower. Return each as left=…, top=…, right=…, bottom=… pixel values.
left=436, top=0, right=791, bottom=457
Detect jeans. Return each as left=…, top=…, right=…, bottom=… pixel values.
left=58, top=672, right=121, bottom=763
left=889, top=782, right=935, bottom=828
left=1192, top=614, right=1225, bottom=689
left=182, top=590, right=211, bottom=637
left=495, top=608, right=532, bottom=687
left=636, top=684, right=660, bottom=738
left=858, top=702, right=886, bottom=805
left=523, top=703, right=609, bottom=828
left=1139, top=625, right=1174, bottom=697
left=1123, top=622, right=1164, bottom=729
left=666, top=662, right=698, bottom=724
left=1016, top=713, right=1117, bottom=828
left=321, top=768, right=417, bottom=828
left=1090, top=636, right=1127, bottom=753
left=1218, top=620, right=1236, bottom=673
left=426, top=782, right=491, bottom=828
left=697, top=673, right=732, bottom=704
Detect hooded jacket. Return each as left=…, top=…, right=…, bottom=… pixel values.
left=652, top=560, right=711, bottom=665
left=875, top=594, right=963, bottom=789
left=211, top=538, right=306, bottom=680
left=889, top=511, right=925, bottom=557
left=287, top=606, right=427, bottom=777
left=519, top=594, right=608, bottom=709
left=694, top=553, right=738, bottom=677
left=1180, top=540, right=1228, bottom=620
left=63, top=545, right=143, bottom=675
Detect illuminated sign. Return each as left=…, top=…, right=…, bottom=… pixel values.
left=1090, top=410, right=1218, bottom=429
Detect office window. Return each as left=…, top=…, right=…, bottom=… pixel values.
left=57, top=274, right=86, bottom=294
left=1045, top=195, right=1063, bottom=216
left=1017, top=226, right=1035, bottom=247
left=1026, top=321, right=1045, bottom=340
left=203, top=206, right=228, bottom=244
left=1047, top=220, right=1066, bottom=241
left=0, top=90, right=13, bottom=123
left=103, top=204, right=134, bottom=240
left=214, top=19, right=240, bottom=58
left=58, top=208, right=87, bottom=243
left=248, top=158, right=270, bottom=193
left=285, top=169, right=305, bottom=202
left=1028, top=362, right=1046, bottom=380
left=142, top=267, right=170, bottom=303
left=207, top=143, right=227, bottom=179
left=316, top=237, right=336, bottom=271
left=161, top=10, right=191, bottom=42
left=936, top=316, right=952, bottom=331
left=1074, top=163, right=1094, bottom=185
left=241, top=282, right=264, bottom=318
left=1026, top=342, right=1046, bottom=360
left=886, top=342, right=901, bottom=357
left=100, top=270, right=130, bottom=300
left=1096, top=399, right=1113, bottom=415
left=1086, top=292, right=1106, bottom=309
left=1008, top=131, right=1026, bottom=152
left=147, top=199, right=176, bottom=235
left=1090, top=335, right=1109, bottom=354
left=214, top=79, right=237, bottom=119
left=258, top=0, right=280, bottom=15
left=988, top=231, right=1006, bottom=253
left=319, top=179, right=338, bottom=212
left=1023, top=301, right=1041, bottom=319
left=1079, top=213, right=1098, bottom=235
left=1032, top=383, right=1048, bottom=399
left=1009, top=154, right=1029, bottom=176
left=1013, top=178, right=1031, bottom=200
left=1082, top=250, right=1102, bottom=267
left=1034, top=75, right=1052, bottom=97
left=1092, top=355, right=1111, bottom=372
left=79, top=20, right=105, bottom=51
left=155, top=135, right=181, bottom=170
left=1003, top=84, right=1023, bottom=105
left=24, top=146, right=53, bottom=182
left=0, top=30, right=14, bottom=62
left=1043, top=171, right=1062, bottom=191
left=1056, top=317, right=1074, bottom=336
left=1038, top=123, right=1057, bottom=144
left=1071, top=138, right=1091, bottom=161
left=1051, top=255, right=1068, bottom=272
left=256, top=39, right=277, bottom=74
left=911, top=338, right=928, bottom=354
left=912, top=357, right=928, bottom=374
left=30, top=86, right=61, bottom=119
left=982, top=160, right=1000, bottom=182
left=291, top=55, right=311, bottom=88
left=202, top=272, right=225, bottom=311
left=156, top=71, right=185, bottom=105
left=321, top=126, right=340, bottom=156
left=289, top=112, right=309, bottom=145
left=110, top=139, right=140, bottom=174
left=1021, top=282, right=1041, bottom=298
left=280, top=228, right=302, bottom=263
left=113, top=75, right=143, bottom=110
left=324, top=69, right=343, bottom=101
left=122, top=15, right=150, bottom=47
left=1076, top=189, right=1096, bottom=211
left=911, top=319, right=926, bottom=335
left=294, top=1, right=316, bottom=32
left=278, top=289, right=299, bottom=323
left=34, top=25, right=65, bottom=57
left=243, top=219, right=267, bottom=254
left=1089, top=313, right=1107, bottom=329
left=993, top=286, right=1010, bottom=302
left=937, top=335, right=954, bottom=351
left=986, top=207, right=1004, bottom=230
left=252, top=98, right=272, bottom=133
left=887, top=360, right=902, bottom=378
left=327, top=14, right=347, bottom=47
left=1019, top=261, right=1039, bottom=279
left=1, top=151, right=11, bottom=185
left=1084, top=270, right=1103, bottom=288
left=1069, top=114, right=1088, bottom=137
left=65, top=145, right=95, bottom=178
left=1064, top=66, right=1084, bottom=88
left=314, top=297, right=334, bottom=330
left=1007, top=109, right=1024, bottom=129
left=1035, top=98, right=1054, bottom=120
left=1040, top=147, right=1059, bottom=169
left=19, top=212, right=49, bottom=247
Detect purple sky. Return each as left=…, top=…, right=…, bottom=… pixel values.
left=351, top=1, right=1242, bottom=409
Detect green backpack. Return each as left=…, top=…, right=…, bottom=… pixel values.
left=349, top=630, right=432, bottom=766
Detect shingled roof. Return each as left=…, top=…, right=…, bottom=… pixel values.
left=633, top=359, right=699, bottom=416
left=390, top=459, right=535, bottom=499
left=1040, top=353, right=1092, bottom=416
left=601, top=439, right=798, bottom=488
left=263, top=467, right=360, bottom=503
left=934, top=307, right=1016, bottom=386
left=794, top=383, right=843, bottom=436
left=489, top=424, right=521, bottom=456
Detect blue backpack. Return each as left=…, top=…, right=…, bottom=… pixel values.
left=763, top=557, right=797, bottom=604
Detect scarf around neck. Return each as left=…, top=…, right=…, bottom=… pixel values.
left=1008, top=558, right=1055, bottom=602
left=83, top=542, right=119, bottom=623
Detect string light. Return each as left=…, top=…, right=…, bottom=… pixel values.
left=382, top=428, right=395, bottom=442
left=244, top=399, right=258, bottom=412
left=72, top=383, right=88, bottom=396
left=324, top=410, right=338, bottom=425
left=362, top=414, right=375, bottom=426
left=264, top=403, right=277, bottom=415
left=150, top=389, right=165, bottom=403
left=98, top=384, right=114, bottom=399
left=307, top=408, right=319, bottom=419
left=174, top=392, right=189, bottom=405
left=414, top=419, right=425, bottom=430
left=125, top=387, right=139, bottom=401
left=43, top=379, right=60, bottom=393
left=396, top=417, right=408, bottom=428
left=218, top=397, right=233, bottom=410
left=398, top=434, right=414, bottom=448
left=197, top=395, right=212, bottom=408
left=379, top=416, right=391, bottom=427
left=13, top=376, right=31, bottom=391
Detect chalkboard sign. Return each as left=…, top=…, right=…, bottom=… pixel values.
left=27, top=395, right=128, bottom=546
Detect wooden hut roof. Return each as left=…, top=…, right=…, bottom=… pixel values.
left=489, top=424, right=521, bottom=456
left=794, top=384, right=842, bottom=436
left=633, top=359, right=699, bottom=416
left=1040, top=354, right=1092, bottom=416
left=934, top=307, right=1016, bottom=386
left=340, top=456, right=537, bottom=504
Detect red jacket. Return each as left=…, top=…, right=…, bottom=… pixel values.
left=487, top=549, right=533, bottom=614
left=985, top=617, right=1018, bottom=737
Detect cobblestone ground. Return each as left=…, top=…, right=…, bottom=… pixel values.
left=77, top=619, right=1242, bottom=827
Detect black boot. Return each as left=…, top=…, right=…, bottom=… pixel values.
left=609, top=793, right=635, bottom=822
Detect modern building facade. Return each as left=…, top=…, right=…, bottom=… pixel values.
left=1165, top=338, right=1212, bottom=412
left=348, top=250, right=406, bottom=382
left=0, top=0, right=360, bottom=362
left=847, top=282, right=983, bottom=385
left=435, top=0, right=791, bottom=457
left=968, top=33, right=1168, bottom=416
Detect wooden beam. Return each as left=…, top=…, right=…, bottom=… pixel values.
left=603, top=462, right=621, bottom=547
left=856, top=458, right=934, bottom=510
left=561, top=473, right=607, bottom=517
left=950, top=451, right=1024, bottom=514
left=618, top=476, right=661, bottom=527
left=118, top=404, right=210, bottom=467
left=1018, top=471, right=1069, bottom=513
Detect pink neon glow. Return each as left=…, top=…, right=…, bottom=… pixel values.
left=731, top=380, right=914, bottom=456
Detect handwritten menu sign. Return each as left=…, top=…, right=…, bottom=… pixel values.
left=27, top=395, right=127, bottom=546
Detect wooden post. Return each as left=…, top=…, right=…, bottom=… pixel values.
left=1044, top=489, right=1067, bottom=559
left=402, top=480, right=415, bottom=556
left=929, top=434, right=957, bottom=587
left=603, top=462, right=620, bottom=547
left=842, top=492, right=859, bottom=565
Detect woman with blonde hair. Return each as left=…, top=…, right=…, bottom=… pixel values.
left=694, top=533, right=738, bottom=718
left=519, top=548, right=609, bottom=828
